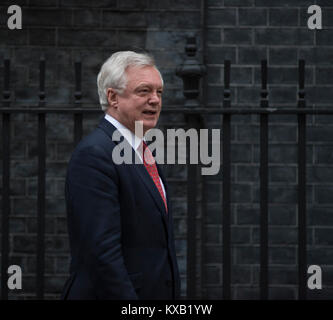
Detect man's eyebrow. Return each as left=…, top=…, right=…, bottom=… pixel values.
left=136, top=83, right=163, bottom=89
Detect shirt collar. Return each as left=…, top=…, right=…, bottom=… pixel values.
left=104, top=113, right=143, bottom=154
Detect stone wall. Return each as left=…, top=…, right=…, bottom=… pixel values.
left=0, top=0, right=333, bottom=300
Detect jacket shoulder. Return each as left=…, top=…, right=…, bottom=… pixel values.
left=75, top=126, right=115, bottom=153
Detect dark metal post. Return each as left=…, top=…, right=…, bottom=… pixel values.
left=260, top=60, right=269, bottom=300
left=74, top=58, right=83, bottom=145
left=297, top=60, right=307, bottom=300
left=37, top=55, right=46, bottom=299
left=1, top=58, right=11, bottom=300
left=222, top=60, right=231, bottom=300
left=176, top=36, right=205, bottom=299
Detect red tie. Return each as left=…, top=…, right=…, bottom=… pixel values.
left=142, top=142, right=168, bottom=212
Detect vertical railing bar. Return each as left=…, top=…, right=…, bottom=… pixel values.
left=222, top=60, right=231, bottom=300
left=4, top=58, right=10, bottom=96
left=74, top=58, right=83, bottom=146
left=187, top=115, right=198, bottom=299
left=200, top=116, right=207, bottom=299
left=201, top=0, right=208, bottom=298
left=175, top=36, right=205, bottom=300
left=260, top=60, right=269, bottom=300
left=1, top=57, right=11, bottom=300
left=1, top=114, right=10, bottom=301
left=37, top=55, right=46, bottom=299
left=298, top=60, right=307, bottom=300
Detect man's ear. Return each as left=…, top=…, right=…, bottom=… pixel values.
left=106, top=88, right=118, bottom=108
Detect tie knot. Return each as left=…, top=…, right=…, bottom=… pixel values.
left=142, top=141, right=148, bottom=150
left=141, top=141, right=155, bottom=165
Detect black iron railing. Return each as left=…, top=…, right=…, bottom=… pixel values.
left=1, top=37, right=333, bottom=300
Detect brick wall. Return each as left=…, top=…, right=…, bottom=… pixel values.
left=0, top=0, right=201, bottom=300
left=203, top=0, right=333, bottom=299
left=1, top=0, right=333, bottom=300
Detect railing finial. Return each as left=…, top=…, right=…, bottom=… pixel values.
left=176, top=35, right=206, bottom=107
left=39, top=55, right=46, bottom=104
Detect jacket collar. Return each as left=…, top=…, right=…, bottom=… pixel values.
left=98, top=117, right=169, bottom=220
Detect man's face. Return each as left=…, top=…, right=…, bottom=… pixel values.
left=107, top=65, right=163, bottom=135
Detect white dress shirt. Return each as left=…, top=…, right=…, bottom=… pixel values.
left=104, top=113, right=166, bottom=199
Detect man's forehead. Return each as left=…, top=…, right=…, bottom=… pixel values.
left=125, top=65, right=163, bottom=86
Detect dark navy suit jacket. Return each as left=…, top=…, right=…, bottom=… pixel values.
left=61, top=117, right=180, bottom=300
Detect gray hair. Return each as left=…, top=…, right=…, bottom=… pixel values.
left=97, top=51, right=163, bottom=111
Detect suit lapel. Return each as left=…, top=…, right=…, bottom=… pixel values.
left=156, top=163, right=170, bottom=221
left=98, top=117, right=169, bottom=222
left=132, top=163, right=168, bottom=219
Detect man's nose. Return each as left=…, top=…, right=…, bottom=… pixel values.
left=148, top=91, right=161, bottom=104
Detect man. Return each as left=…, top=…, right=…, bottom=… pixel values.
left=61, top=51, right=180, bottom=300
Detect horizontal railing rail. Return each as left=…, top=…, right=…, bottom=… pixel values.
left=1, top=40, right=333, bottom=300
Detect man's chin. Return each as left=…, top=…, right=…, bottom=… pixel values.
left=143, top=120, right=158, bottom=133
